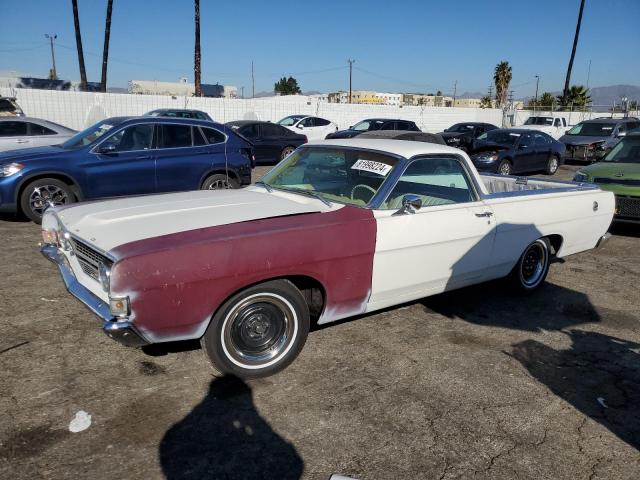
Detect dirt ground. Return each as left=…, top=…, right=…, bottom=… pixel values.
left=1, top=162, right=639, bottom=479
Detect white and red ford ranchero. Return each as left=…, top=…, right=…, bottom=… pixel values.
left=41, top=139, right=614, bottom=378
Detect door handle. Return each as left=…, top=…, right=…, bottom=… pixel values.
left=475, top=211, right=493, bottom=218
left=135, top=155, right=152, bottom=160
left=16, top=139, right=29, bottom=144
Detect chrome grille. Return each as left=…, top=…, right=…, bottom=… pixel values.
left=70, top=238, right=109, bottom=281
left=615, top=196, right=640, bottom=219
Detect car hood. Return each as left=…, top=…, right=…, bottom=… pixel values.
left=581, top=161, right=640, bottom=180
left=327, top=129, right=362, bottom=139
left=0, top=145, right=68, bottom=163
left=470, top=143, right=511, bottom=154
left=560, top=135, right=607, bottom=146
left=439, top=132, right=465, bottom=140
left=51, top=187, right=332, bottom=253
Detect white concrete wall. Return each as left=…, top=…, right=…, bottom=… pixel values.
left=2, top=87, right=506, bottom=133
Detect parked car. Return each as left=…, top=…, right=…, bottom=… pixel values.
left=0, top=116, right=253, bottom=222
left=145, top=109, right=213, bottom=121
left=559, top=117, right=640, bottom=163
left=0, top=97, right=24, bottom=117
left=522, top=115, right=569, bottom=139
left=439, top=122, right=498, bottom=151
left=226, top=120, right=307, bottom=164
left=574, top=129, right=640, bottom=223
left=277, top=115, right=338, bottom=141
left=41, top=138, right=613, bottom=378
left=325, top=118, right=420, bottom=139
left=470, top=129, right=565, bottom=175
left=0, top=117, right=76, bottom=152
left=358, top=130, right=446, bottom=145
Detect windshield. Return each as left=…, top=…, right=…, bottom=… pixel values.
left=278, top=115, right=305, bottom=126
left=352, top=120, right=384, bottom=131
left=445, top=124, right=475, bottom=133
left=477, top=130, right=520, bottom=145
left=260, top=146, right=398, bottom=206
left=524, top=117, right=553, bottom=126
left=602, top=137, right=640, bottom=164
left=59, top=120, right=117, bottom=150
left=566, top=122, right=615, bottom=137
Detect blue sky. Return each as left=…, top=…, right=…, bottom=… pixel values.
left=1, top=0, right=638, bottom=96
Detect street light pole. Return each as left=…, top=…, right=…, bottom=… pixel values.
left=534, top=75, right=539, bottom=113
left=348, top=59, right=355, bottom=104
left=45, top=34, right=58, bottom=80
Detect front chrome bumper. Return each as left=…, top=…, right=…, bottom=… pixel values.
left=40, top=244, right=149, bottom=347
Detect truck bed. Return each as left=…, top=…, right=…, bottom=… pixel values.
left=480, top=174, right=595, bottom=197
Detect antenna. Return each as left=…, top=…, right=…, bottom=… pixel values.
left=223, top=95, right=229, bottom=188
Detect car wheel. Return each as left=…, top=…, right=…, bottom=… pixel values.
left=509, top=238, right=550, bottom=292
left=546, top=155, right=560, bottom=175
left=200, top=279, right=310, bottom=379
left=201, top=174, right=239, bottom=190
left=280, top=146, right=296, bottom=160
left=20, top=178, right=75, bottom=224
left=497, top=159, right=512, bottom=176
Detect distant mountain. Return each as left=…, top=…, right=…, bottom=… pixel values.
left=457, top=91, right=485, bottom=99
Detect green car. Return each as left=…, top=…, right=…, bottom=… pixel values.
left=574, top=130, right=640, bottom=223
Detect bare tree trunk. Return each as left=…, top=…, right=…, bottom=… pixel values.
left=71, top=0, right=88, bottom=91
left=194, top=0, right=202, bottom=97
left=562, top=0, right=585, bottom=105
left=100, top=0, right=114, bottom=93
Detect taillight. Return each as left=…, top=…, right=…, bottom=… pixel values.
left=241, top=147, right=256, bottom=168
left=303, top=136, right=308, bottom=143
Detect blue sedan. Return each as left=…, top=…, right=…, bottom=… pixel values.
left=0, top=116, right=254, bottom=222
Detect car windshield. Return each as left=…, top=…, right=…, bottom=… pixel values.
left=446, top=124, right=475, bottom=133
left=278, top=115, right=305, bottom=126
left=566, top=122, right=615, bottom=136
left=477, top=130, right=520, bottom=145
left=58, top=121, right=118, bottom=149
left=524, top=117, right=553, bottom=126
left=352, top=120, right=384, bottom=131
left=260, top=146, right=398, bottom=206
left=602, top=137, right=640, bottom=164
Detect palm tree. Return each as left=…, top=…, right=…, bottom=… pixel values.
left=557, top=85, right=591, bottom=109
left=71, top=0, right=88, bottom=91
left=194, top=0, right=202, bottom=97
left=494, top=61, right=512, bottom=108
left=562, top=0, right=586, bottom=106
left=100, top=0, right=114, bottom=93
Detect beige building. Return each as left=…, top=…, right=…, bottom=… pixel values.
left=327, top=90, right=402, bottom=106
left=402, top=93, right=453, bottom=107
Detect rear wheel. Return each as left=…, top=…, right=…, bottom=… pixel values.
left=546, top=155, right=560, bottom=175
left=201, top=279, right=310, bottom=378
left=201, top=174, right=239, bottom=190
left=20, top=178, right=75, bottom=224
left=497, top=159, right=512, bottom=176
left=280, top=146, right=296, bottom=160
left=508, top=238, right=550, bottom=292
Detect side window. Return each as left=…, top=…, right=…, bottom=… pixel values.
left=519, top=134, right=534, bottom=147
left=239, top=124, right=259, bottom=139
left=314, top=117, right=330, bottom=126
left=200, top=127, right=225, bottom=144
left=196, top=112, right=209, bottom=120
left=554, top=119, right=561, bottom=127
left=396, top=121, right=410, bottom=130
left=158, top=124, right=192, bottom=148
left=0, top=121, right=27, bottom=137
left=193, top=127, right=207, bottom=146
left=616, top=123, right=627, bottom=134
left=262, top=123, right=285, bottom=137
left=28, top=123, right=56, bottom=136
left=380, top=122, right=396, bottom=131
left=534, top=133, right=551, bottom=145
left=382, top=158, right=474, bottom=210
left=101, top=124, right=153, bottom=152
left=300, top=117, right=314, bottom=128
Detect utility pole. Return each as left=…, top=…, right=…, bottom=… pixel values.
left=534, top=75, right=539, bottom=113
left=45, top=34, right=57, bottom=80
left=240, top=86, right=244, bottom=99
left=508, top=90, right=514, bottom=108
left=347, top=59, right=355, bottom=104
left=562, top=0, right=586, bottom=105
left=251, top=61, right=255, bottom=98
left=452, top=80, right=457, bottom=107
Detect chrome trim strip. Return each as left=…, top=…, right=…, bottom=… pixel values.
left=595, top=232, right=611, bottom=248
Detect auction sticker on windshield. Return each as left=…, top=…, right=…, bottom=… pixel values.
left=351, top=159, right=393, bottom=176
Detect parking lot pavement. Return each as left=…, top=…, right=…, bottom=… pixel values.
left=1, top=162, right=639, bottom=480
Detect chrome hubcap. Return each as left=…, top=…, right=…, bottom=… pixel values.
left=520, top=243, right=546, bottom=287
left=549, top=158, right=558, bottom=172
left=500, top=163, right=510, bottom=175
left=29, top=185, right=69, bottom=216
left=207, top=179, right=229, bottom=190
left=282, top=148, right=294, bottom=159
left=223, top=294, right=296, bottom=367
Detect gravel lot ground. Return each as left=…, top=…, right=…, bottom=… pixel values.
left=1, top=161, right=639, bottom=479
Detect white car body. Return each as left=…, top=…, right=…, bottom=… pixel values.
left=278, top=115, right=338, bottom=141
left=0, top=117, right=76, bottom=152
left=522, top=116, right=570, bottom=140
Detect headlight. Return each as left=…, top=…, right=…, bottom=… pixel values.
left=98, top=261, right=113, bottom=292
left=0, top=162, right=25, bottom=177
left=573, top=171, right=588, bottom=182
left=41, top=229, right=58, bottom=245
left=475, top=154, right=499, bottom=162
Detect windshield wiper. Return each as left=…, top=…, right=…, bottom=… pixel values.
left=255, top=180, right=273, bottom=192
left=276, top=187, right=332, bottom=207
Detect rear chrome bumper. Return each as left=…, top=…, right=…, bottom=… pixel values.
left=40, top=244, right=149, bottom=347
left=595, top=233, right=611, bottom=248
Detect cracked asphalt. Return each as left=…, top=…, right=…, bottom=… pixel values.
left=1, top=163, right=639, bottom=479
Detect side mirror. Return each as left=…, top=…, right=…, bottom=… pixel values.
left=296, top=124, right=304, bottom=129
left=97, top=143, right=117, bottom=154
left=348, top=125, right=353, bottom=129
left=518, top=143, right=528, bottom=150
left=617, top=131, right=627, bottom=138
left=398, top=194, right=422, bottom=215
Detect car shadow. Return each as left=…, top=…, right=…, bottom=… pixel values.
left=610, top=222, right=640, bottom=238
left=159, top=376, right=304, bottom=480
left=509, top=330, right=640, bottom=450
left=0, top=212, right=29, bottom=223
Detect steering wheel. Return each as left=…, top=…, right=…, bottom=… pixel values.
left=351, top=184, right=377, bottom=203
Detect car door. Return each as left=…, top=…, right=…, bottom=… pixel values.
left=294, top=117, right=318, bottom=140
left=154, top=123, right=211, bottom=192
left=83, top=122, right=156, bottom=198
left=0, top=120, right=29, bottom=151
left=368, top=157, right=496, bottom=311
left=260, top=123, right=289, bottom=161
left=533, top=133, right=553, bottom=170
left=313, top=117, right=335, bottom=138
left=513, top=133, right=537, bottom=173
left=239, top=124, right=271, bottom=163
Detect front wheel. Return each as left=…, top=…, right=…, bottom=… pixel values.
left=497, top=159, right=512, bottom=176
left=201, top=174, right=239, bottom=190
left=508, top=238, right=550, bottom=292
left=546, top=155, right=560, bottom=175
left=20, top=178, right=75, bottom=224
left=201, top=279, right=310, bottom=378
left=280, top=146, right=296, bottom=160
